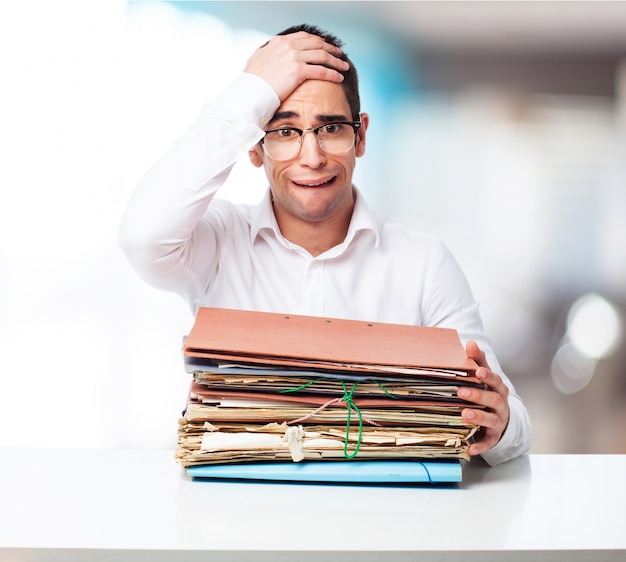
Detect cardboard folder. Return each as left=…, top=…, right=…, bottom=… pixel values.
left=183, top=307, right=478, bottom=376
left=189, top=384, right=478, bottom=409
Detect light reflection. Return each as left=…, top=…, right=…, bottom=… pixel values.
left=566, top=293, right=623, bottom=359
left=551, top=340, right=597, bottom=394
left=551, top=293, right=623, bottom=395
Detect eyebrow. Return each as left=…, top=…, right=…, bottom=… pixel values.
left=268, top=111, right=351, bottom=126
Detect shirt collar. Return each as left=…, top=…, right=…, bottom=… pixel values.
left=249, top=187, right=382, bottom=251
left=249, top=188, right=281, bottom=243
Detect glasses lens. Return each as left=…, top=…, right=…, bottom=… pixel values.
left=317, top=123, right=356, bottom=155
left=263, top=129, right=300, bottom=161
left=263, top=123, right=358, bottom=161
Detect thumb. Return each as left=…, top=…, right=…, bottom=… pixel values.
left=466, top=340, right=487, bottom=368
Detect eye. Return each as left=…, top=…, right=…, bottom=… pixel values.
left=275, top=127, right=297, bottom=140
left=319, top=123, right=343, bottom=136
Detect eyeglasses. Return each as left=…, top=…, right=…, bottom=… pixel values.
left=260, top=121, right=362, bottom=161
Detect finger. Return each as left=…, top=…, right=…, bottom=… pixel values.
left=299, top=62, right=347, bottom=83
left=476, top=368, right=510, bottom=402
left=461, top=404, right=501, bottom=430
left=463, top=408, right=507, bottom=456
left=299, top=50, right=349, bottom=71
left=283, top=31, right=345, bottom=57
left=466, top=340, right=488, bottom=368
left=265, top=33, right=348, bottom=71
left=460, top=385, right=510, bottom=457
left=459, top=382, right=509, bottom=437
left=468, top=433, right=501, bottom=457
left=458, top=376, right=508, bottom=406
left=272, top=32, right=350, bottom=71
left=245, top=35, right=349, bottom=98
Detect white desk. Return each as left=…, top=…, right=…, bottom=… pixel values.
left=0, top=448, right=624, bottom=561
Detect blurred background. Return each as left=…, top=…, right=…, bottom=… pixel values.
left=1, top=0, right=625, bottom=453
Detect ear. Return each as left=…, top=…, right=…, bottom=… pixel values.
left=248, top=145, right=264, bottom=168
left=355, top=113, right=369, bottom=158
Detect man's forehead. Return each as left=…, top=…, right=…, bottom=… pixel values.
left=276, top=80, right=350, bottom=113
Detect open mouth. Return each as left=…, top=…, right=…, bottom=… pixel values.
left=292, top=177, right=336, bottom=188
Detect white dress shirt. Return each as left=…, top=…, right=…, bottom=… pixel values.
left=119, top=73, right=532, bottom=466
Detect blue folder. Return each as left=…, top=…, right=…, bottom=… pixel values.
left=187, top=460, right=462, bottom=483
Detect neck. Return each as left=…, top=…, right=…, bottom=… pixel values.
left=273, top=193, right=355, bottom=257
left=294, top=217, right=350, bottom=257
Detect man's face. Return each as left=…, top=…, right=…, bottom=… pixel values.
left=249, top=80, right=368, bottom=228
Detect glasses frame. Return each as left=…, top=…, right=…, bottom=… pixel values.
left=260, top=121, right=362, bottom=161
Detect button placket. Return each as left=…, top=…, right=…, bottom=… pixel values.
left=303, top=259, right=325, bottom=315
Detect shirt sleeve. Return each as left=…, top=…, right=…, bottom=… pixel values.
left=423, top=239, right=533, bottom=465
left=118, top=73, right=280, bottom=301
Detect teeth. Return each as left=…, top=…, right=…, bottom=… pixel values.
left=299, top=179, right=330, bottom=187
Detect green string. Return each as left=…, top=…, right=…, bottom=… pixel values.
left=341, top=381, right=363, bottom=459
left=374, top=380, right=400, bottom=399
left=279, top=378, right=398, bottom=460
left=279, top=378, right=323, bottom=393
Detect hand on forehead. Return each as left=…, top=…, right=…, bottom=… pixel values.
left=244, top=31, right=350, bottom=102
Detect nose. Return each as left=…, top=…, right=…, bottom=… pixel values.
left=297, top=130, right=326, bottom=167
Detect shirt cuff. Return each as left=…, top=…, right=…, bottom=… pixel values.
left=480, top=399, right=533, bottom=466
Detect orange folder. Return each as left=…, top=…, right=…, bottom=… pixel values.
left=183, top=307, right=478, bottom=378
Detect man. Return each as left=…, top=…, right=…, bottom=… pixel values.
left=119, top=24, right=532, bottom=465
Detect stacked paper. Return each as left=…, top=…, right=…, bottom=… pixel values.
left=175, top=308, right=482, bottom=476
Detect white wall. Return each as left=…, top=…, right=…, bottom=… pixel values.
left=0, top=1, right=269, bottom=448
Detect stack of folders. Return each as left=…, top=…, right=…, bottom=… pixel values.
left=176, top=307, right=483, bottom=483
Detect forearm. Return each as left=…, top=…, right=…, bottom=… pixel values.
left=118, top=73, right=279, bottom=292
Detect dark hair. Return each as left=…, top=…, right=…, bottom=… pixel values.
left=277, top=24, right=361, bottom=121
